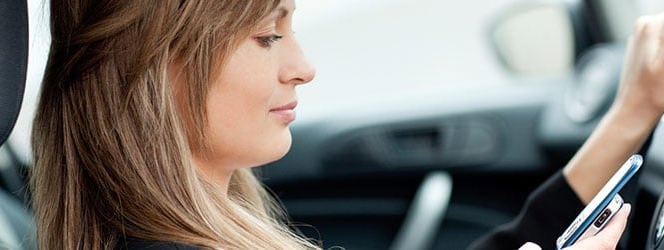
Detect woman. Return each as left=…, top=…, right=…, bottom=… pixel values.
left=32, top=0, right=316, bottom=249
left=29, top=0, right=664, bottom=249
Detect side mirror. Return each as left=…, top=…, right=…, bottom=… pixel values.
left=489, top=2, right=575, bottom=76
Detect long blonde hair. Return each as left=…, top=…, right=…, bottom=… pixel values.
left=30, top=0, right=319, bottom=249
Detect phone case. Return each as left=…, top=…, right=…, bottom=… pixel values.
left=556, top=155, right=642, bottom=249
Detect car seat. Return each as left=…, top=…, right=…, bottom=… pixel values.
left=0, top=0, right=36, bottom=249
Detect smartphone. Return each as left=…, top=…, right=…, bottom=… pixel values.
left=556, top=154, right=643, bottom=249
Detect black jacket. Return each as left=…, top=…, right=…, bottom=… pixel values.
left=119, top=172, right=584, bottom=250
left=468, top=171, right=585, bottom=250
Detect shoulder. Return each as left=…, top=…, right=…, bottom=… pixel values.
left=117, top=238, right=200, bottom=250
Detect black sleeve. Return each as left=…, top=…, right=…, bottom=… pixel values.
left=117, top=238, right=200, bottom=250
left=468, top=171, right=585, bottom=250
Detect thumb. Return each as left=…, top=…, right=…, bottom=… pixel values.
left=565, top=204, right=631, bottom=250
left=593, top=204, right=632, bottom=247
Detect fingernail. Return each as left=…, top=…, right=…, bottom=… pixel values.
left=519, top=242, right=542, bottom=250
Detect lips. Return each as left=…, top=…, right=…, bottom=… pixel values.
left=269, top=101, right=297, bottom=123
left=270, top=101, right=297, bottom=112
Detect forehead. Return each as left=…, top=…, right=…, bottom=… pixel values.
left=273, top=0, right=295, bottom=19
left=261, top=1, right=293, bottom=25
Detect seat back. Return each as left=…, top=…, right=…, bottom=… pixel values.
left=0, top=0, right=29, bottom=145
left=0, top=0, right=33, bottom=249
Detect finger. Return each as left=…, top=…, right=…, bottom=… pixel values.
left=518, top=242, right=542, bottom=250
left=657, top=13, right=664, bottom=44
left=647, top=14, right=664, bottom=72
left=595, top=204, right=631, bottom=244
left=653, top=14, right=664, bottom=73
left=634, top=15, right=653, bottom=37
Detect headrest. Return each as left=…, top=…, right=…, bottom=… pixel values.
left=0, top=1, right=29, bottom=145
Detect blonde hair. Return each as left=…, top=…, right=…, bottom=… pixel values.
left=30, top=0, right=320, bottom=249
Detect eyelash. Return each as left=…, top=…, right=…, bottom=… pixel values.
left=256, top=34, right=284, bottom=48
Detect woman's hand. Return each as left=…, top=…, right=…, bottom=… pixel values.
left=564, top=204, right=631, bottom=250
left=615, top=13, right=664, bottom=116
left=518, top=204, right=631, bottom=250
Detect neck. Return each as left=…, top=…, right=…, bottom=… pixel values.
left=193, top=156, right=235, bottom=194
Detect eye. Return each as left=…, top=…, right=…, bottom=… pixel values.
left=256, top=34, right=283, bottom=48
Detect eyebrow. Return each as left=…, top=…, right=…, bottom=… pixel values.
left=275, top=7, right=289, bottom=19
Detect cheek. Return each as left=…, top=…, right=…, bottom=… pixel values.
left=208, top=88, right=291, bottom=168
left=206, top=75, right=275, bottom=154
left=202, top=43, right=288, bottom=167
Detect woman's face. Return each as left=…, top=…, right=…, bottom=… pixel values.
left=194, top=0, right=315, bottom=179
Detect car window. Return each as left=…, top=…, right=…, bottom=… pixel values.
left=599, top=0, right=664, bottom=41
left=292, top=0, right=539, bottom=120
left=638, top=0, right=664, bottom=14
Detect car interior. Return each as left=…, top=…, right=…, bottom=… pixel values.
left=260, top=1, right=664, bottom=249
left=2, top=0, right=664, bottom=250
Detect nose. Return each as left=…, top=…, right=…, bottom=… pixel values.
left=279, top=38, right=316, bottom=86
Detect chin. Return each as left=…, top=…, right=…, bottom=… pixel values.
left=274, top=128, right=293, bottom=159
left=261, top=128, right=293, bottom=165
